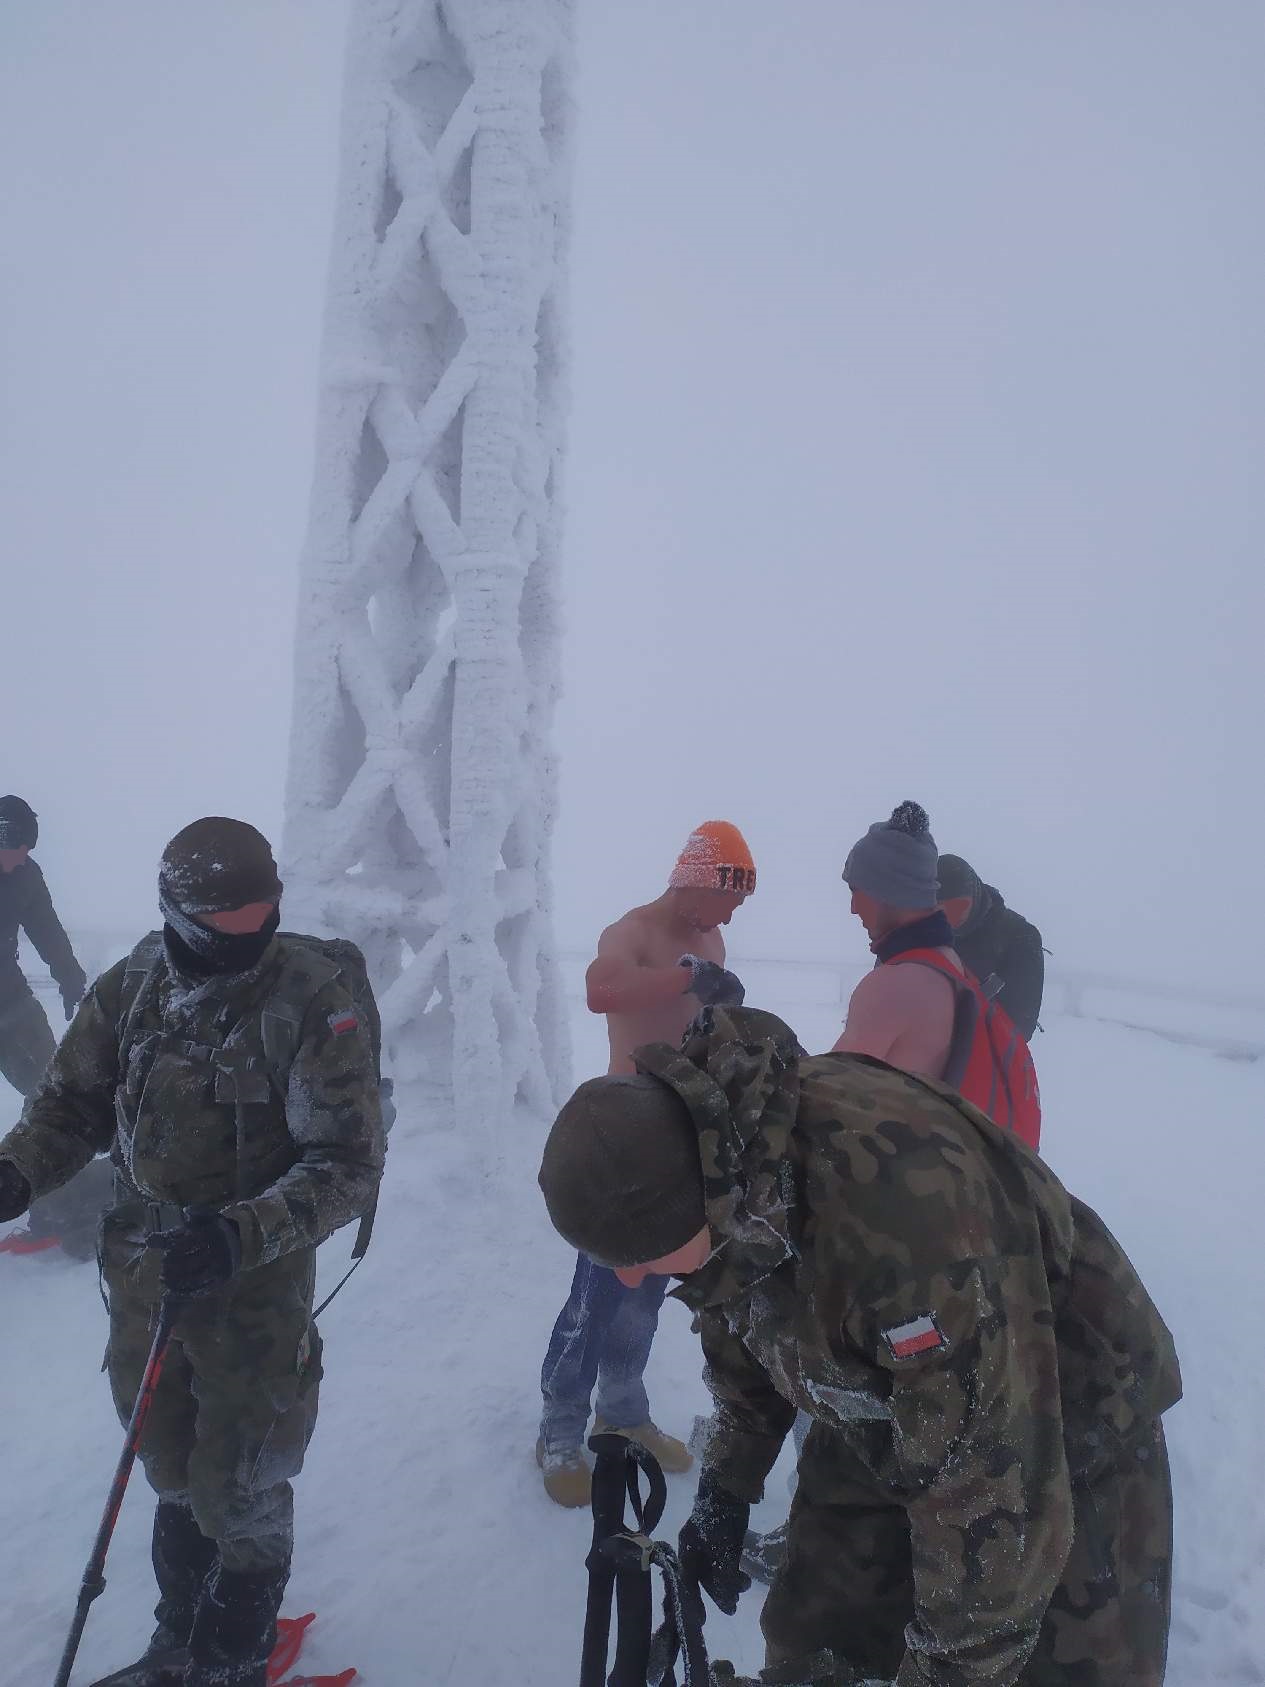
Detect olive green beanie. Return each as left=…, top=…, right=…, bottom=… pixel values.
left=538, top=1074, right=706, bottom=1268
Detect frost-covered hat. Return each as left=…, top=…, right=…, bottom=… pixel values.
left=159, top=817, right=283, bottom=914
left=539, top=1074, right=706, bottom=1269
left=669, top=821, right=756, bottom=896
left=0, top=796, right=38, bottom=851
left=843, top=801, right=939, bottom=911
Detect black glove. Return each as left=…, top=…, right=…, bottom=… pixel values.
left=679, top=955, right=746, bottom=1009
left=0, top=1160, right=32, bottom=1223
left=678, top=1471, right=751, bottom=1615
left=60, top=988, right=81, bottom=1023
left=148, top=1212, right=242, bottom=1297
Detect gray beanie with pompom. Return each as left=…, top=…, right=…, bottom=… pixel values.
left=843, top=801, right=940, bottom=911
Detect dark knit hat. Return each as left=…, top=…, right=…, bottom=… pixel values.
left=0, top=796, right=38, bottom=851
left=159, top=817, right=283, bottom=914
left=539, top=1074, right=706, bottom=1268
left=843, top=801, right=939, bottom=911
left=936, top=853, right=982, bottom=907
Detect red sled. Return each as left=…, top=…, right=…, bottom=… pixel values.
left=0, top=1231, right=61, bottom=1254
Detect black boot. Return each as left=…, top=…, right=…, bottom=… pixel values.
left=89, top=1503, right=218, bottom=1686
left=183, top=1561, right=289, bottom=1687
left=153, top=1498, right=219, bottom=1649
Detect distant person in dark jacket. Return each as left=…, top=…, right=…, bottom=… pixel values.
left=938, top=853, right=1044, bottom=1040
left=0, top=794, right=107, bottom=1258
left=0, top=796, right=85, bottom=1093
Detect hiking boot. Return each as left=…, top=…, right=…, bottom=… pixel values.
left=183, top=1561, right=288, bottom=1686
left=592, top=1417, right=694, bottom=1474
left=740, top=1522, right=788, bottom=1585
left=536, top=1437, right=592, bottom=1508
left=152, top=1498, right=218, bottom=1649
left=88, top=1650, right=188, bottom=1687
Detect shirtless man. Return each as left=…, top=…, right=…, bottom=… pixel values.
left=832, top=800, right=961, bottom=1077
left=744, top=801, right=966, bottom=1585
left=535, top=821, right=754, bottom=1506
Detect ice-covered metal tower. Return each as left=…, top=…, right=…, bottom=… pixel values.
left=283, top=0, right=573, bottom=1131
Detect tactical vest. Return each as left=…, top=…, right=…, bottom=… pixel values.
left=110, top=933, right=383, bottom=1276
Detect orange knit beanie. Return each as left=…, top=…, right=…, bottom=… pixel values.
left=668, top=820, right=756, bottom=895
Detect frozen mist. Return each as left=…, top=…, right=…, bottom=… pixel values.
left=0, top=2, right=1262, bottom=1685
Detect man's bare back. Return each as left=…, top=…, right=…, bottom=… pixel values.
left=587, top=900, right=730, bottom=1074
left=833, top=946, right=963, bottom=1080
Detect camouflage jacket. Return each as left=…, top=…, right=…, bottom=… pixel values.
left=0, top=932, right=384, bottom=1272
left=954, top=886, right=1044, bottom=1041
left=635, top=1007, right=1181, bottom=1687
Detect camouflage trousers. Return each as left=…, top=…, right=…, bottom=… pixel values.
left=762, top=1419, right=1172, bottom=1686
left=0, top=985, right=55, bottom=1098
left=103, top=1210, right=322, bottom=1573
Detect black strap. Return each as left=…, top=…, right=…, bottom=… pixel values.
left=312, top=1198, right=378, bottom=1319
left=580, top=1432, right=711, bottom=1687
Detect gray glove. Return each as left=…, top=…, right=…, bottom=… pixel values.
left=679, top=954, right=746, bottom=1008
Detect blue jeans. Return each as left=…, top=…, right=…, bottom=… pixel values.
left=539, top=1253, right=668, bottom=1454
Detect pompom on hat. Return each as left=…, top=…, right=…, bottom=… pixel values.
left=669, top=820, right=756, bottom=896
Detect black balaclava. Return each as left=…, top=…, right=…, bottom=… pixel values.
left=162, top=899, right=281, bottom=979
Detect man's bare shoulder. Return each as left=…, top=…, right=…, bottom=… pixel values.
left=594, top=904, right=660, bottom=959
left=851, top=962, right=953, bottom=1007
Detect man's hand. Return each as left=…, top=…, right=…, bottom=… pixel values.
left=677, top=1471, right=751, bottom=1614
left=679, top=955, right=746, bottom=1009
left=148, top=1212, right=242, bottom=1297
left=0, top=1160, right=32, bottom=1224
left=60, top=987, right=81, bottom=1023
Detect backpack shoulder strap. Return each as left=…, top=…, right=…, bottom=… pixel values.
left=116, top=931, right=167, bottom=1056
left=258, top=937, right=342, bottom=1084
left=885, top=951, right=983, bottom=1090
left=263, top=935, right=384, bottom=1300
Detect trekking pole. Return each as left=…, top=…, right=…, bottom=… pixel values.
left=53, top=1294, right=180, bottom=1687
left=580, top=1431, right=711, bottom=1687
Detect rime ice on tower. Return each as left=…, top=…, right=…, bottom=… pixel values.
left=283, top=0, right=575, bottom=1133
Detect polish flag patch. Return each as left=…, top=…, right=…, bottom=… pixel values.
left=882, top=1313, right=948, bottom=1362
left=327, top=1010, right=359, bottom=1037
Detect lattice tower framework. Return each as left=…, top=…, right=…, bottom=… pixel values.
left=283, top=0, right=574, bottom=1131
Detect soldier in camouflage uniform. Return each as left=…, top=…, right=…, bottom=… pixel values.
left=539, top=1006, right=1180, bottom=1686
left=0, top=818, right=384, bottom=1687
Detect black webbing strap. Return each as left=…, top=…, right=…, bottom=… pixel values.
left=312, top=1197, right=378, bottom=1319
left=580, top=1431, right=711, bottom=1687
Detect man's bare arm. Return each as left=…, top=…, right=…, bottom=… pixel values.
left=585, top=923, right=693, bottom=1017
left=830, top=969, right=901, bottom=1059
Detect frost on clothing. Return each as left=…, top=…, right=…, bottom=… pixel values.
left=0, top=928, right=385, bottom=1591
left=632, top=1007, right=1180, bottom=1685
left=0, top=932, right=385, bottom=1263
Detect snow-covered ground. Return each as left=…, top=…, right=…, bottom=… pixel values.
left=2, top=970, right=1262, bottom=1685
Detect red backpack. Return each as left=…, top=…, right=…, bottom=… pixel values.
left=888, top=949, right=1042, bottom=1150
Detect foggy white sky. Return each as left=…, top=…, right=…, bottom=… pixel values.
left=3, top=1, right=1262, bottom=999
